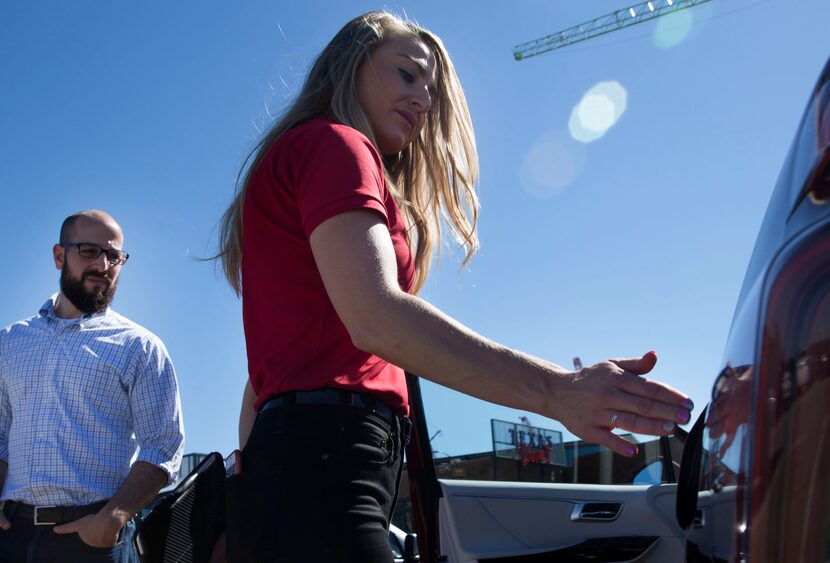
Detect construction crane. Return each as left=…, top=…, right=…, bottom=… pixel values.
left=513, top=0, right=715, bottom=61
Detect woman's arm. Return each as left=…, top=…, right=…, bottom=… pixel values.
left=239, top=379, right=257, bottom=450
left=309, top=210, right=692, bottom=457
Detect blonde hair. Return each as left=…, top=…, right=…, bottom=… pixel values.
left=218, top=11, right=479, bottom=295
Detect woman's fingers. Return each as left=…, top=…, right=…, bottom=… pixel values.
left=577, top=407, right=678, bottom=458
left=615, top=368, right=691, bottom=405
left=576, top=368, right=690, bottom=427
left=607, top=409, right=679, bottom=435
left=559, top=357, right=694, bottom=457
left=610, top=352, right=692, bottom=407
left=611, top=370, right=693, bottom=422
left=611, top=388, right=692, bottom=427
left=605, top=354, right=693, bottom=425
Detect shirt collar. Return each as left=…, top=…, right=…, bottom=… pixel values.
left=40, top=293, right=111, bottom=322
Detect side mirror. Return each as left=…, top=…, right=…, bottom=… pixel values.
left=404, top=532, right=419, bottom=562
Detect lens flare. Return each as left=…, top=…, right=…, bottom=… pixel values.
left=653, top=8, right=694, bottom=49
left=519, top=129, right=587, bottom=198
left=568, top=81, right=628, bottom=143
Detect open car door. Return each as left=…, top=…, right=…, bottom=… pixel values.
left=404, top=374, right=688, bottom=563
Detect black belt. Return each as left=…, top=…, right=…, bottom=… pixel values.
left=4, top=500, right=108, bottom=526
left=261, top=388, right=400, bottom=426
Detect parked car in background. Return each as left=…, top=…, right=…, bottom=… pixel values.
left=676, top=54, right=830, bottom=562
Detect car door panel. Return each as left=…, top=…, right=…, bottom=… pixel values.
left=438, top=480, right=684, bottom=562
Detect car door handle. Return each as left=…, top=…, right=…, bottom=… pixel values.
left=570, top=502, right=623, bottom=522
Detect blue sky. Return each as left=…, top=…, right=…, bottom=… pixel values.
left=2, top=0, right=829, bottom=458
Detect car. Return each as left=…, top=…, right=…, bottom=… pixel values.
left=675, top=54, right=830, bottom=562
left=400, top=51, right=830, bottom=563
left=402, top=379, right=690, bottom=561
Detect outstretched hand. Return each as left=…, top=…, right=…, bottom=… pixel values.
left=554, top=351, right=693, bottom=457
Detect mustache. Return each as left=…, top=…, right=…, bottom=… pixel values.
left=83, top=271, right=113, bottom=283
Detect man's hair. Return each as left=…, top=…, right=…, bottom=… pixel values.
left=59, top=210, right=120, bottom=242
left=217, top=11, right=479, bottom=296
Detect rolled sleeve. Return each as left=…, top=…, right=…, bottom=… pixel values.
left=130, top=338, right=185, bottom=485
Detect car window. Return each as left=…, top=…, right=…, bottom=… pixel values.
left=393, top=381, right=685, bottom=534
left=790, top=94, right=821, bottom=206
left=419, top=386, right=682, bottom=486
left=790, top=81, right=830, bottom=207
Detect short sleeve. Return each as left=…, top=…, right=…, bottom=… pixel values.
left=286, top=123, right=389, bottom=237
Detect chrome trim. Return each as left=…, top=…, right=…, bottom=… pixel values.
left=569, top=502, right=623, bottom=522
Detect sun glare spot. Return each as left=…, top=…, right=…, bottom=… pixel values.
left=568, top=81, right=628, bottom=143
left=519, top=129, right=586, bottom=198
left=577, top=95, right=616, bottom=132
left=653, top=8, right=694, bottom=49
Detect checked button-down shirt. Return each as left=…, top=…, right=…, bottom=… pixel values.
left=0, top=295, right=184, bottom=506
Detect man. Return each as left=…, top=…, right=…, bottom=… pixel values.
left=0, top=210, right=185, bottom=562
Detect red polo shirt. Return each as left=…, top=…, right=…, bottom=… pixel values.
left=241, top=117, right=413, bottom=415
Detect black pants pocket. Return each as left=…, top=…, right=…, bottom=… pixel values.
left=225, top=467, right=282, bottom=563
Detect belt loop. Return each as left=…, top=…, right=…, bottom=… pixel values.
left=340, top=389, right=355, bottom=407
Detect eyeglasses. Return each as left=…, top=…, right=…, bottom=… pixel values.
left=60, top=242, right=129, bottom=266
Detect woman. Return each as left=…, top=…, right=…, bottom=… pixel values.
left=218, top=11, right=692, bottom=563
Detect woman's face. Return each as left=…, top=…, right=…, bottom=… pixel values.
left=356, top=35, right=436, bottom=155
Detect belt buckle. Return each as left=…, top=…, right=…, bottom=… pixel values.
left=34, top=505, right=57, bottom=526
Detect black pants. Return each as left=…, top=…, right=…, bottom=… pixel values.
left=225, top=402, right=408, bottom=563
left=0, top=505, right=137, bottom=563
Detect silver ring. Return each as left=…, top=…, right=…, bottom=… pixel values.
left=610, top=412, right=620, bottom=429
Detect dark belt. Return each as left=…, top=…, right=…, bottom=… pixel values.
left=261, top=388, right=400, bottom=426
left=4, top=499, right=108, bottom=526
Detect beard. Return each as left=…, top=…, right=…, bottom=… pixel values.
left=60, top=267, right=119, bottom=314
